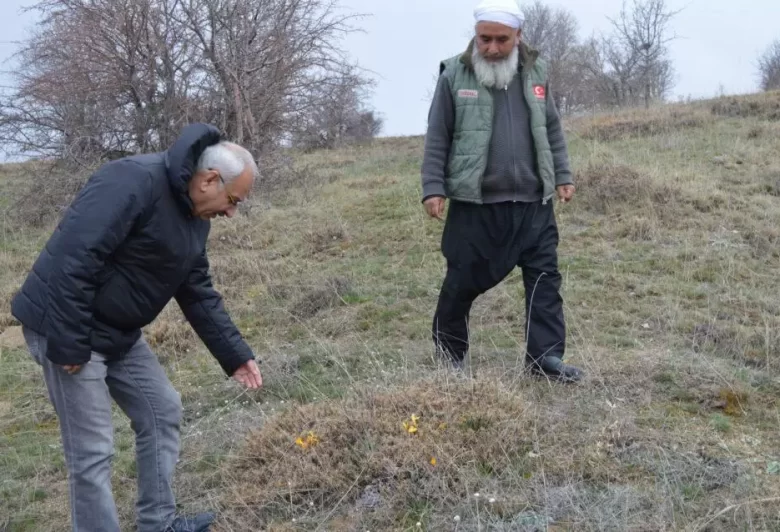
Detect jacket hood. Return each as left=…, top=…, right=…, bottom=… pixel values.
left=164, top=123, right=223, bottom=214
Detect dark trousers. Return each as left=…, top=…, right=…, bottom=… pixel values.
left=432, top=199, right=565, bottom=364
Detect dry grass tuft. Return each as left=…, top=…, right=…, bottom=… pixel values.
left=303, top=223, right=350, bottom=256
left=741, top=224, right=780, bottom=259
left=222, top=377, right=529, bottom=525
left=574, top=163, right=682, bottom=216
left=144, top=317, right=199, bottom=356
left=9, top=161, right=95, bottom=228
left=577, top=109, right=706, bottom=142
left=691, top=318, right=780, bottom=369
left=290, top=276, right=352, bottom=319
left=0, top=312, right=19, bottom=330
left=710, top=92, right=780, bottom=120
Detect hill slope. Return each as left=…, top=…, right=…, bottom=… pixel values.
left=2, top=92, right=780, bottom=531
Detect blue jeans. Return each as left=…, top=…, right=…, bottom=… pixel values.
left=22, top=327, right=183, bottom=532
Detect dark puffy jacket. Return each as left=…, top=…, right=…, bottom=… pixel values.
left=10, top=123, right=255, bottom=376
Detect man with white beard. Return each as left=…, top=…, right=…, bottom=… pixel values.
left=421, top=0, right=583, bottom=382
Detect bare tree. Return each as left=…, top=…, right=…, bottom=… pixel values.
left=567, top=0, right=678, bottom=110
left=0, top=0, right=206, bottom=162
left=518, top=0, right=678, bottom=112
left=758, top=39, right=780, bottom=91
left=520, top=1, right=580, bottom=113
left=291, top=64, right=381, bottom=150
left=0, top=0, right=377, bottom=164
left=606, top=0, right=679, bottom=108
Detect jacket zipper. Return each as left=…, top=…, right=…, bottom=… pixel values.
left=505, top=83, right=516, bottom=202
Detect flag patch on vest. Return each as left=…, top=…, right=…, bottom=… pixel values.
left=457, top=89, right=479, bottom=99
left=533, top=85, right=546, bottom=99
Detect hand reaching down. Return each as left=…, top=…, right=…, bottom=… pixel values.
left=232, top=360, right=263, bottom=389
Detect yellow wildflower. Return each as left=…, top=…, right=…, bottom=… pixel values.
left=402, top=414, right=420, bottom=435
left=430, top=457, right=437, bottom=466
left=295, top=431, right=320, bottom=450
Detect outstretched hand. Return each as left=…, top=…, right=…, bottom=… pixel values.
left=232, top=360, right=263, bottom=389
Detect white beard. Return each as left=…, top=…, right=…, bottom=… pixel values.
left=472, top=45, right=519, bottom=89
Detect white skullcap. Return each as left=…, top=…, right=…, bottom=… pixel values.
left=474, top=0, right=524, bottom=29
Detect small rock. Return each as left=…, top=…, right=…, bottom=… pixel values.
left=356, top=484, right=382, bottom=510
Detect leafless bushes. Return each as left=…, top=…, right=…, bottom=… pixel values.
left=521, top=0, right=680, bottom=113
left=0, top=0, right=380, bottom=223
left=758, top=39, right=780, bottom=92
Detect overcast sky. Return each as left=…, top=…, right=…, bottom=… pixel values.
left=1, top=0, right=778, bottom=138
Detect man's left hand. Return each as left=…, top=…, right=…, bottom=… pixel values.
left=556, top=184, right=575, bottom=203
left=232, top=360, right=263, bottom=389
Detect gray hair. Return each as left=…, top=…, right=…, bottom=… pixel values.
left=196, top=141, right=259, bottom=184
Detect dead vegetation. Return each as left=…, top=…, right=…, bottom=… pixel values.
left=573, top=162, right=683, bottom=216
left=290, top=276, right=352, bottom=319
left=711, top=91, right=780, bottom=119
left=223, top=379, right=529, bottom=526
left=7, top=161, right=93, bottom=228
left=215, top=368, right=779, bottom=530
left=144, top=317, right=199, bottom=359
left=577, top=110, right=707, bottom=141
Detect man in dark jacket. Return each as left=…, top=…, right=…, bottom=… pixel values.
left=11, top=123, right=262, bottom=532
left=421, top=1, right=583, bottom=382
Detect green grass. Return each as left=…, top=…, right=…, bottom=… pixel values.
left=2, top=92, right=780, bottom=531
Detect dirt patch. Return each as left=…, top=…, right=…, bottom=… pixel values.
left=304, top=224, right=350, bottom=256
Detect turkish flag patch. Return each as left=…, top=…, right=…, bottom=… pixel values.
left=533, top=85, right=546, bottom=99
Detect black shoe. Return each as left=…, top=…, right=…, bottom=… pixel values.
left=165, top=512, right=216, bottom=532
left=527, top=356, right=583, bottom=383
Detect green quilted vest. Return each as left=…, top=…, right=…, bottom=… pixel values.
left=439, top=41, right=555, bottom=204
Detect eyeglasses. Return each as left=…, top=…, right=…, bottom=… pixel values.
left=218, top=174, right=241, bottom=206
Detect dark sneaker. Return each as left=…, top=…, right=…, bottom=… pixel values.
left=527, top=356, right=583, bottom=383
left=164, top=512, right=216, bottom=532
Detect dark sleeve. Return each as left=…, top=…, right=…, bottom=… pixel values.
left=174, top=251, right=256, bottom=376
left=421, top=73, right=455, bottom=201
left=44, top=160, right=152, bottom=366
left=545, top=82, right=573, bottom=186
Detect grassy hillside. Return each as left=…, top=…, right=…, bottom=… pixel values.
left=2, top=91, right=780, bottom=531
